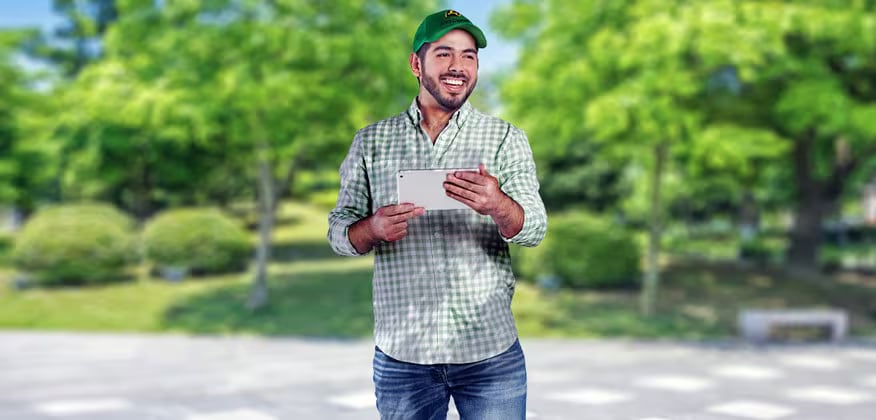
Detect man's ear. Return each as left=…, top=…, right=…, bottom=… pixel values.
left=410, top=52, right=422, bottom=79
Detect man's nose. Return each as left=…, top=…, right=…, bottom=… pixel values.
left=448, top=55, right=462, bottom=73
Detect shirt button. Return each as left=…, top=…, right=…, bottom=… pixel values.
left=434, top=232, right=442, bottom=239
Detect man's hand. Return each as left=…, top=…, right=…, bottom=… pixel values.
left=349, top=203, right=425, bottom=254
left=369, top=203, right=426, bottom=242
left=444, top=163, right=525, bottom=238
left=443, top=164, right=506, bottom=217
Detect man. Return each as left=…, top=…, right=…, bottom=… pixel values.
left=328, top=9, right=547, bottom=420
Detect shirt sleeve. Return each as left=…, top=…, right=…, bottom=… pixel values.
left=327, top=131, right=371, bottom=256
left=496, top=125, right=548, bottom=247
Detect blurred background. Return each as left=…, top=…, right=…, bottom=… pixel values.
left=1, top=0, right=876, bottom=341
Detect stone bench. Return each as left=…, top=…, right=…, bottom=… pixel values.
left=738, top=309, right=848, bottom=342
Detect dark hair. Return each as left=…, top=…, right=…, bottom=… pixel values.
left=416, top=42, right=431, bottom=62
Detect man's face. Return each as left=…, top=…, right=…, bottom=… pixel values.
left=414, top=29, right=479, bottom=111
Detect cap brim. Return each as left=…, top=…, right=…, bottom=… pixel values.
left=425, top=23, right=487, bottom=50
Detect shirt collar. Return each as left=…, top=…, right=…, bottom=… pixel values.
left=407, top=98, right=473, bottom=129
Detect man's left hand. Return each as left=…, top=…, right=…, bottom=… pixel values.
left=444, top=163, right=507, bottom=217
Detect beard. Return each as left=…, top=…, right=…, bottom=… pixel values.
left=420, top=69, right=477, bottom=111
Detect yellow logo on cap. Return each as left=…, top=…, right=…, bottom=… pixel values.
left=445, top=10, right=461, bottom=18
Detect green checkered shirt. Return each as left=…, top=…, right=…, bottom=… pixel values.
left=328, top=99, right=547, bottom=364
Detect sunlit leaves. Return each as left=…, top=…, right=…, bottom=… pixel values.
left=690, top=125, right=788, bottom=179
left=776, top=78, right=850, bottom=138
left=501, top=0, right=876, bottom=197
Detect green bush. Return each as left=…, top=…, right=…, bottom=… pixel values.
left=11, top=204, right=137, bottom=286
left=738, top=236, right=784, bottom=265
left=510, top=243, right=546, bottom=284
left=819, top=245, right=842, bottom=273
left=143, top=208, right=251, bottom=275
left=547, top=213, right=641, bottom=289
left=0, top=233, right=12, bottom=266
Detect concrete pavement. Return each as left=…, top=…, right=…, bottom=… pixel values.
left=1, top=332, right=875, bottom=419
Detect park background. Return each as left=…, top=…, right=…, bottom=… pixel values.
left=1, top=0, right=876, bottom=341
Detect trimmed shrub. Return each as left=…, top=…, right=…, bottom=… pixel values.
left=531, top=212, right=640, bottom=289
left=11, top=204, right=137, bottom=286
left=143, top=208, right=251, bottom=275
left=510, top=243, right=546, bottom=284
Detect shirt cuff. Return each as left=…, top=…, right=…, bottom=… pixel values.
left=500, top=203, right=546, bottom=247
left=328, top=217, right=366, bottom=256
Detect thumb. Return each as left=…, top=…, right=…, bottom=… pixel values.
left=479, top=163, right=491, bottom=177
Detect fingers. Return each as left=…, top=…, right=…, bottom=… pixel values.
left=381, top=203, right=423, bottom=217
left=449, top=170, right=484, bottom=185
left=444, top=176, right=477, bottom=192
left=372, top=203, right=425, bottom=243
left=443, top=182, right=477, bottom=202
left=386, top=211, right=422, bottom=224
left=450, top=165, right=493, bottom=185
left=378, top=203, right=425, bottom=222
left=383, top=226, right=408, bottom=242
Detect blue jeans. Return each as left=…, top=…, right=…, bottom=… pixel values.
left=373, top=340, right=527, bottom=420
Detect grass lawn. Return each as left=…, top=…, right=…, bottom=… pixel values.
left=1, top=202, right=875, bottom=340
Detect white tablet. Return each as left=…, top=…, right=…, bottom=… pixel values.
left=397, top=168, right=478, bottom=210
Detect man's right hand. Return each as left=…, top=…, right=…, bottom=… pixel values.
left=350, top=203, right=425, bottom=254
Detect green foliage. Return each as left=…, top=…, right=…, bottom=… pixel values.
left=516, top=212, right=641, bottom=289
left=495, top=0, right=876, bottom=269
left=53, top=0, right=439, bottom=217
left=662, top=223, right=741, bottom=261
left=819, top=245, right=843, bottom=273
left=510, top=242, right=546, bottom=284
left=37, top=0, right=119, bottom=77
left=0, top=233, right=12, bottom=266
left=537, top=141, right=630, bottom=212
left=5, top=201, right=876, bottom=339
left=306, top=189, right=341, bottom=211
left=548, top=213, right=641, bottom=289
left=739, top=237, right=785, bottom=266
left=818, top=242, right=876, bottom=273
left=0, top=30, right=57, bottom=213
left=11, top=204, right=137, bottom=285
left=143, top=208, right=251, bottom=275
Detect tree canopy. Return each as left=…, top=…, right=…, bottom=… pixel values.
left=496, top=0, right=876, bottom=271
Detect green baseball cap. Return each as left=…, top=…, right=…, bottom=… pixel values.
left=412, top=9, right=487, bottom=53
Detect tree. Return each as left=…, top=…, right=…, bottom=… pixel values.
left=53, top=0, right=438, bottom=309
left=0, top=30, right=56, bottom=218
left=494, top=0, right=703, bottom=315
left=495, top=0, right=876, bottom=313
left=28, top=0, right=119, bottom=77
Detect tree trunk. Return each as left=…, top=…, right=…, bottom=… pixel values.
left=786, top=134, right=853, bottom=272
left=787, top=191, right=826, bottom=271
left=640, top=143, right=667, bottom=317
left=247, top=140, right=276, bottom=311
left=271, top=156, right=301, bottom=214
left=132, top=136, right=153, bottom=220
left=738, top=189, right=760, bottom=243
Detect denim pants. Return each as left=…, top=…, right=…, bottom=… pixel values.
left=372, top=339, right=527, bottom=420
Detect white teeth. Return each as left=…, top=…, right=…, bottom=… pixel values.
left=444, top=79, right=463, bottom=86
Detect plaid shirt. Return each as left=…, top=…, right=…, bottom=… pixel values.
left=328, top=99, right=547, bottom=364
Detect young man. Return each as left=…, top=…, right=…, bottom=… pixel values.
left=327, top=9, right=547, bottom=420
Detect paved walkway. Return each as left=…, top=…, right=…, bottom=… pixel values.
left=1, top=332, right=875, bottom=419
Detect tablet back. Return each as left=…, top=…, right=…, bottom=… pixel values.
left=397, top=168, right=477, bottom=210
